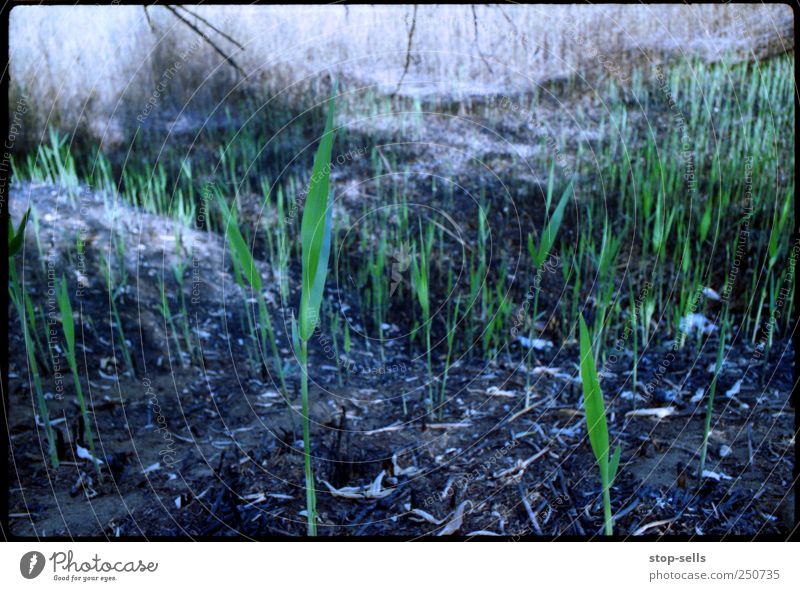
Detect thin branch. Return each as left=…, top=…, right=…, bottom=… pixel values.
left=164, top=5, right=246, bottom=78
left=175, top=5, right=246, bottom=51
left=392, top=5, right=418, bottom=98
left=496, top=4, right=529, bottom=53
left=143, top=6, right=156, bottom=34
left=471, top=5, right=494, bottom=75
left=518, top=484, right=543, bottom=535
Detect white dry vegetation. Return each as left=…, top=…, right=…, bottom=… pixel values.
left=9, top=4, right=793, bottom=147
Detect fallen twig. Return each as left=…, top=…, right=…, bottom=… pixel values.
left=633, top=517, right=678, bottom=536
left=437, top=500, right=472, bottom=536
left=492, top=446, right=550, bottom=480
left=518, top=484, right=543, bottom=535
left=625, top=407, right=676, bottom=420
left=321, top=471, right=394, bottom=500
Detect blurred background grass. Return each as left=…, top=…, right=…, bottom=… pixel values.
left=9, top=4, right=793, bottom=149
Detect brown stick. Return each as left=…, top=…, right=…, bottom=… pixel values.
left=143, top=6, right=156, bottom=33
left=518, top=484, right=543, bottom=535
left=392, top=5, right=418, bottom=97
left=496, top=4, right=524, bottom=51
left=471, top=5, right=494, bottom=75
left=164, top=5, right=246, bottom=78
left=175, top=5, right=246, bottom=51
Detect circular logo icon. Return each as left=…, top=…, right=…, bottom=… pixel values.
left=20, top=551, right=46, bottom=579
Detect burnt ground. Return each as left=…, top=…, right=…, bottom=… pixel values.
left=5, top=181, right=796, bottom=538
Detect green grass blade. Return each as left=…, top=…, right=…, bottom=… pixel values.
left=299, top=88, right=337, bottom=340
left=57, top=276, right=75, bottom=355
left=579, top=314, right=608, bottom=468
left=217, top=197, right=263, bottom=293
left=8, top=208, right=30, bottom=257
left=535, top=180, right=573, bottom=268
left=608, top=445, right=621, bottom=485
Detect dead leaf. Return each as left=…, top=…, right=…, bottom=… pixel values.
left=725, top=379, right=742, bottom=398
left=408, top=508, right=445, bottom=525
left=633, top=517, right=677, bottom=535
left=437, top=501, right=473, bottom=536
left=625, top=407, right=676, bottom=420
left=142, top=462, right=160, bottom=474
left=680, top=313, right=717, bottom=335
left=531, top=366, right=562, bottom=377
left=517, top=336, right=553, bottom=350
left=702, top=469, right=733, bottom=481
left=321, top=471, right=393, bottom=499
left=364, top=422, right=405, bottom=435
left=486, top=386, right=516, bottom=398
left=492, top=447, right=549, bottom=480
left=392, top=452, right=419, bottom=477
left=76, top=444, right=104, bottom=465
left=427, top=422, right=471, bottom=430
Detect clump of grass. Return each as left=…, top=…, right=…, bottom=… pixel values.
left=10, top=211, right=51, bottom=372
left=438, top=292, right=460, bottom=419
left=343, top=318, right=351, bottom=364
left=627, top=284, right=639, bottom=409
left=524, top=174, right=572, bottom=396
left=295, top=87, right=337, bottom=536
left=100, top=231, right=135, bottom=375
left=218, top=195, right=289, bottom=400
left=697, top=307, right=729, bottom=479
left=530, top=176, right=572, bottom=273
left=579, top=315, right=620, bottom=536
left=410, top=222, right=433, bottom=410
left=8, top=210, right=59, bottom=469
left=158, top=273, right=186, bottom=366
left=591, top=220, right=622, bottom=361
left=330, top=309, right=344, bottom=386
left=171, top=226, right=196, bottom=365
left=56, top=275, right=102, bottom=479
left=260, top=180, right=292, bottom=305
left=25, top=129, right=79, bottom=195
left=368, top=230, right=388, bottom=363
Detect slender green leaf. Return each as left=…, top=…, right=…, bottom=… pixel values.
left=217, top=196, right=263, bottom=293
left=57, top=275, right=75, bottom=354
left=608, top=445, right=621, bottom=485
left=579, top=315, right=608, bottom=467
left=535, top=181, right=573, bottom=268
left=699, top=199, right=712, bottom=243
left=291, top=312, right=300, bottom=357
left=8, top=208, right=30, bottom=258
left=300, top=88, right=337, bottom=341
left=526, top=232, right=536, bottom=263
